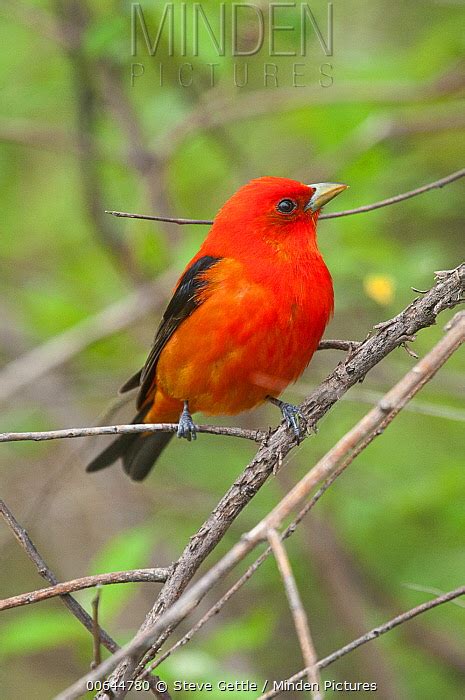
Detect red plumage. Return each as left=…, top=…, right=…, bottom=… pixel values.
left=87, top=176, right=346, bottom=479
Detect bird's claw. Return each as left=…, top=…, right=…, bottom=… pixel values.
left=177, top=404, right=197, bottom=441
left=279, top=402, right=305, bottom=442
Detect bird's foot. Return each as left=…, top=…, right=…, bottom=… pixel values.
left=177, top=401, right=197, bottom=441
left=268, top=397, right=305, bottom=443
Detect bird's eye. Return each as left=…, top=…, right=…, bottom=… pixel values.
left=276, top=198, right=297, bottom=214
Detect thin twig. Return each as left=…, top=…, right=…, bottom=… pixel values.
left=0, top=499, right=170, bottom=697
left=296, top=515, right=400, bottom=695
left=0, top=423, right=264, bottom=445
left=322, top=167, right=465, bottom=219
left=91, top=588, right=102, bottom=669
left=259, top=585, right=465, bottom=699
left=140, top=562, right=266, bottom=674
left=106, top=210, right=213, bottom=225
left=342, top=388, right=465, bottom=423
left=55, top=301, right=465, bottom=700
left=0, top=568, right=169, bottom=612
left=301, top=512, right=465, bottom=683
left=267, top=528, right=322, bottom=700
left=105, top=168, right=465, bottom=226
left=317, top=339, right=360, bottom=352
left=0, top=499, right=118, bottom=654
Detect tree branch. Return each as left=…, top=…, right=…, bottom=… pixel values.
left=310, top=386, right=465, bottom=423
left=138, top=413, right=389, bottom=678
left=0, top=499, right=118, bottom=654
left=259, top=584, right=465, bottom=699
left=0, top=499, right=171, bottom=698
left=140, top=310, right=465, bottom=680
left=105, top=210, right=213, bottom=226
left=54, top=269, right=464, bottom=700
left=267, top=528, right=322, bottom=700
left=322, top=167, right=465, bottom=219
left=105, top=168, right=465, bottom=226
left=249, top=310, right=464, bottom=540
left=317, top=339, right=360, bottom=352
left=91, top=589, right=102, bottom=669
left=0, top=568, right=170, bottom=612
left=0, top=423, right=264, bottom=445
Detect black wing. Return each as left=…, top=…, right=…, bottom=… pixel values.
left=120, top=255, right=221, bottom=410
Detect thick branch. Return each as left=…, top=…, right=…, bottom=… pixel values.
left=250, top=310, right=465, bottom=540
left=0, top=568, right=169, bottom=612
left=146, top=322, right=465, bottom=677
left=105, top=168, right=465, bottom=226
left=55, top=269, right=464, bottom=700
left=139, top=413, right=391, bottom=678
left=140, top=429, right=374, bottom=679
left=130, top=267, right=464, bottom=650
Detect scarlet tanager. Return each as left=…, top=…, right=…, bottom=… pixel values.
left=87, top=177, right=347, bottom=480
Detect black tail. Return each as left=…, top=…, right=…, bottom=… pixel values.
left=86, top=408, right=173, bottom=481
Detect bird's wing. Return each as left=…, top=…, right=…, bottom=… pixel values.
left=120, top=255, right=222, bottom=409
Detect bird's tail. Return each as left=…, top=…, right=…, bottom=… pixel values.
left=86, top=406, right=174, bottom=481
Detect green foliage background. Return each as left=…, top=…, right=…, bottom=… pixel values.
left=0, top=1, right=464, bottom=698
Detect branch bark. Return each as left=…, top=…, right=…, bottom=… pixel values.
left=0, top=568, right=169, bottom=612
left=0, top=423, right=264, bottom=445
left=0, top=499, right=170, bottom=697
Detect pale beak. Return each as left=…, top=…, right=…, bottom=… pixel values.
left=304, top=182, right=348, bottom=212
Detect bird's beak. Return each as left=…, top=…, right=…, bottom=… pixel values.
left=304, top=182, right=348, bottom=212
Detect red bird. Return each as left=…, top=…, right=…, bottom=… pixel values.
left=87, top=177, right=347, bottom=480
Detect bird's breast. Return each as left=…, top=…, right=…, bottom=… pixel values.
left=155, top=256, right=333, bottom=414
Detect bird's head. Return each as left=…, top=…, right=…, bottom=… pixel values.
left=211, top=176, right=347, bottom=258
